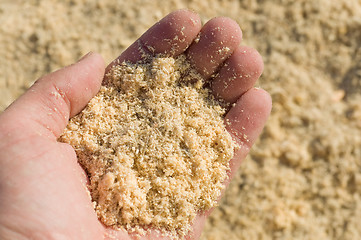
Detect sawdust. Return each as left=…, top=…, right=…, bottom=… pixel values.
left=1, top=0, right=361, bottom=239
left=60, top=54, right=237, bottom=238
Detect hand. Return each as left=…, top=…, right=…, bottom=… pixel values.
left=0, top=9, right=271, bottom=240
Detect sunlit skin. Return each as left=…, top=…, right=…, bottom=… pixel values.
left=0, top=9, right=271, bottom=240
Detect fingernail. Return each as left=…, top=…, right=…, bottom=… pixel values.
left=77, top=51, right=93, bottom=62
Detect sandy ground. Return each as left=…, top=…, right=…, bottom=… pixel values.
left=1, top=0, right=361, bottom=239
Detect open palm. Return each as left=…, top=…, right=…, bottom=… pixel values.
left=0, top=10, right=271, bottom=240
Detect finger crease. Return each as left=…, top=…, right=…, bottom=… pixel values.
left=136, top=39, right=154, bottom=61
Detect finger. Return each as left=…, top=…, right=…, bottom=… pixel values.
left=0, top=52, right=105, bottom=140
left=106, top=9, right=201, bottom=72
left=185, top=214, right=207, bottom=240
left=186, top=17, right=242, bottom=79
left=225, top=87, right=272, bottom=180
left=211, top=46, right=264, bottom=103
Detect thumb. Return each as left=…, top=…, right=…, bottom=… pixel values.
left=0, top=52, right=105, bottom=140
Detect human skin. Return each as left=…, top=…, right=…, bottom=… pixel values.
left=0, top=9, right=271, bottom=240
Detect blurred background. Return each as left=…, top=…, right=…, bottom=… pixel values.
left=1, top=0, right=361, bottom=239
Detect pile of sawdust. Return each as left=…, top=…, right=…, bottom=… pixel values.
left=1, top=1, right=361, bottom=240
left=60, top=55, right=236, bottom=238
